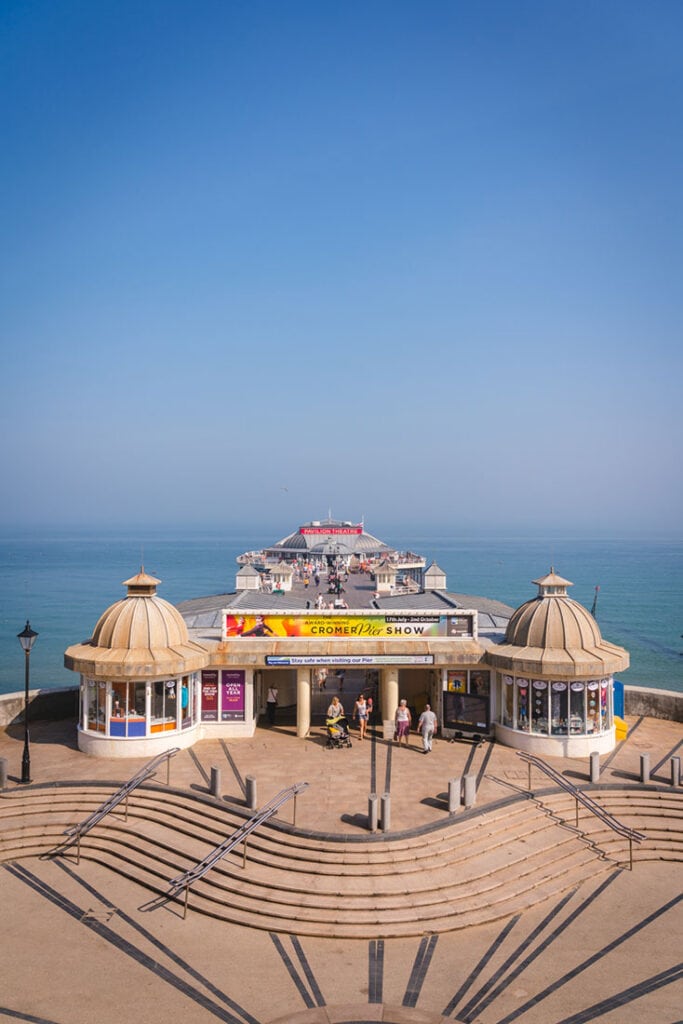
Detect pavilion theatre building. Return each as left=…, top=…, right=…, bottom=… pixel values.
left=65, top=519, right=628, bottom=760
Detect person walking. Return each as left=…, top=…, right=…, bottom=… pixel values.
left=394, top=699, right=412, bottom=745
left=353, top=694, right=369, bottom=739
left=266, top=685, right=278, bottom=725
left=418, top=703, right=438, bottom=753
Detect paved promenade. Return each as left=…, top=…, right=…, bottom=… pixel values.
left=1, top=713, right=682, bottom=1024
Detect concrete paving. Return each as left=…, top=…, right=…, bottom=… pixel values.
left=1, top=713, right=682, bottom=1024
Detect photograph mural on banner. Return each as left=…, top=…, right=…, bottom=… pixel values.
left=224, top=612, right=474, bottom=640
left=221, top=670, right=245, bottom=721
left=201, top=670, right=219, bottom=722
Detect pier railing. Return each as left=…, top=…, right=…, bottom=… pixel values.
left=517, top=751, right=646, bottom=869
left=156, top=781, right=309, bottom=919
left=46, top=747, right=180, bottom=862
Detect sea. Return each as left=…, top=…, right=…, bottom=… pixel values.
left=0, top=528, right=681, bottom=697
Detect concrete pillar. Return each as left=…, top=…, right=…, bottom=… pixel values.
left=464, top=774, right=477, bottom=809
left=0, top=757, right=7, bottom=790
left=297, top=668, right=311, bottom=738
left=368, top=793, right=378, bottom=832
left=382, top=667, right=399, bottom=726
left=671, top=756, right=680, bottom=787
left=590, top=751, right=600, bottom=783
left=640, top=753, right=650, bottom=784
left=246, top=775, right=257, bottom=811
left=448, top=776, right=461, bottom=814
left=380, top=792, right=391, bottom=832
left=210, top=766, right=221, bottom=797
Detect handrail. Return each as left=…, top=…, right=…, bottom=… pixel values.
left=163, top=780, right=309, bottom=918
left=47, top=747, right=180, bottom=860
left=517, top=751, right=645, bottom=868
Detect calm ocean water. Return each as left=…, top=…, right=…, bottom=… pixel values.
left=0, top=528, right=681, bottom=696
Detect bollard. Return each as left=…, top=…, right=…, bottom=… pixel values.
left=380, top=792, right=391, bottom=832
left=671, top=756, right=681, bottom=788
left=246, top=775, right=257, bottom=811
left=0, top=757, right=7, bottom=790
left=640, top=753, right=650, bottom=784
left=210, top=766, right=222, bottom=797
left=590, top=751, right=600, bottom=784
left=463, top=774, right=477, bottom=809
left=448, top=776, right=461, bottom=815
left=368, top=793, right=378, bottom=832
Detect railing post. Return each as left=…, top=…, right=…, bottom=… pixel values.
left=528, top=761, right=532, bottom=792
left=575, top=796, right=579, bottom=828
left=464, top=774, right=477, bottom=809
left=124, top=794, right=129, bottom=822
left=0, top=757, right=8, bottom=790
left=629, top=837, right=633, bottom=871
left=183, top=883, right=189, bottom=919
left=243, top=836, right=249, bottom=869
left=166, top=753, right=172, bottom=786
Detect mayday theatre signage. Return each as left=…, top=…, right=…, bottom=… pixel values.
left=223, top=612, right=475, bottom=640
left=266, top=654, right=435, bottom=666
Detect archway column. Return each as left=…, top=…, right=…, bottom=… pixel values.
left=296, top=668, right=311, bottom=738
left=381, top=667, right=399, bottom=727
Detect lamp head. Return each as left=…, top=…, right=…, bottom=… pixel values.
left=17, top=620, right=38, bottom=653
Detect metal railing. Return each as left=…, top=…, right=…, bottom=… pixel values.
left=46, top=747, right=180, bottom=862
left=517, top=751, right=646, bottom=869
left=161, top=781, right=309, bottom=919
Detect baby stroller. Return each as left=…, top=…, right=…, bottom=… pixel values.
left=326, top=714, right=352, bottom=749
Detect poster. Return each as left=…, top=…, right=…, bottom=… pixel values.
left=201, top=670, right=219, bottom=722
left=221, top=670, right=245, bottom=721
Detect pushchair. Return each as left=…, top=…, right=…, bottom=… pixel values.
left=326, top=714, right=352, bottom=749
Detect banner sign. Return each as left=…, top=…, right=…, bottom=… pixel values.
left=224, top=612, right=474, bottom=640
left=201, top=670, right=219, bottom=722
left=300, top=526, right=362, bottom=535
left=221, top=670, right=245, bottom=721
left=266, top=654, right=434, bottom=666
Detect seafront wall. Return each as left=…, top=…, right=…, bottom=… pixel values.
left=0, top=682, right=681, bottom=727
left=624, top=684, right=683, bottom=723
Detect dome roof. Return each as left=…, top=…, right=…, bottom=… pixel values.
left=487, top=568, right=629, bottom=678
left=504, top=593, right=602, bottom=649
left=64, top=570, right=209, bottom=680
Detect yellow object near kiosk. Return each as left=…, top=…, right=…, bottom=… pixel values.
left=614, top=715, right=628, bottom=741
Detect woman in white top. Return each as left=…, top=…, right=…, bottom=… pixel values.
left=327, top=696, right=344, bottom=719
left=394, top=699, right=412, bottom=745
left=353, top=694, right=369, bottom=740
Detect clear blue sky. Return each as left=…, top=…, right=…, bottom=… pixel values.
left=1, top=0, right=681, bottom=536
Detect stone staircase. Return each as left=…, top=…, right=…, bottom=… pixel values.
left=1, top=782, right=680, bottom=939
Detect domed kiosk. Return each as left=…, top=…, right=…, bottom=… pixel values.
left=65, top=570, right=210, bottom=757
left=488, top=570, right=629, bottom=756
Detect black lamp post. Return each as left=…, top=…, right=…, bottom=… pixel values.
left=17, top=620, right=38, bottom=784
